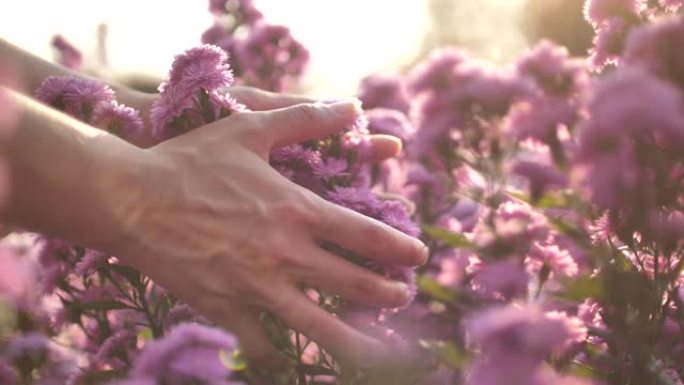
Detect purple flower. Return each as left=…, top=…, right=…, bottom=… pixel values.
left=623, top=16, right=684, bottom=88
left=472, top=260, right=530, bottom=299
left=270, top=144, right=321, bottom=168
left=129, top=323, right=241, bottom=385
left=237, top=23, right=309, bottom=92
left=91, top=329, right=138, bottom=369
left=516, top=40, right=587, bottom=96
left=583, top=0, right=645, bottom=25
left=378, top=200, right=420, bottom=237
left=151, top=46, right=243, bottom=139
left=163, top=303, right=207, bottom=331
left=358, top=74, right=411, bottom=114
left=165, top=45, right=233, bottom=94
left=505, top=97, right=578, bottom=144
left=73, top=249, right=108, bottom=276
left=590, top=17, right=634, bottom=68
left=93, top=101, right=144, bottom=140
left=408, top=47, right=468, bottom=94
left=52, top=35, right=83, bottom=70
left=312, top=157, right=349, bottom=180
left=150, top=85, right=194, bottom=139
left=35, top=76, right=115, bottom=121
left=51, top=35, right=83, bottom=70
left=208, top=0, right=262, bottom=25
left=465, top=305, right=575, bottom=357
left=473, top=201, right=550, bottom=256
left=576, top=69, right=684, bottom=212
left=511, top=159, right=568, bottom=201
left=525, top=243, right=579, bottom=279
left=326, top=187, right=381, bottom=216
left=365, top=108, right=414, bottom=142
left=201, top=25, right=243, bottom=76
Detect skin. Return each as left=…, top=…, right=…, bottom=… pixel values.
left=0, top=40, right=428, bottom=367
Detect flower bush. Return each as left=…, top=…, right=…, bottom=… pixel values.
left=0, top=0, right=683, bottom=384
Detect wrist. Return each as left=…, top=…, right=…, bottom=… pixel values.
left=84, top=134, right=156, bottom=259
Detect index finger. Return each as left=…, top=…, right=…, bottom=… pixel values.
left=317, top=200, right=427, bottom=267
left=226, top=86, right=316, bottom=111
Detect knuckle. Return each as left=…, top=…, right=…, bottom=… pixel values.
left=352, top=275, right=379, bottom=298
left=290, top=103, right=319, bottom=124
left=272, top=191, right=322, bottom=228
left=364, top=220, right=391, bottom=247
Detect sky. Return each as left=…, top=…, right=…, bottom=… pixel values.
left=0, top=0, right=525, bottom=96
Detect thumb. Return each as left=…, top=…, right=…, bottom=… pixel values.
left=254, top=100, right=362, bottom=148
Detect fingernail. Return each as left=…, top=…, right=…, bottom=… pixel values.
left=393, top=281, right=411, bottom=304
left=327, top=99, right=363, bottom=117
left=416, top=240, right=429, bottom=266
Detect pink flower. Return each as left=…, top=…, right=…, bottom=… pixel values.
left=576, top=68, right=684, bottom=212
left=583, top=0, right=645, bottom=26
left=93, top=101, right=144, bottom=140
left=365, top=108, right=414, bottom=142
left=358, top=74, right=411, bottom=114
left=623, top=16, right=684, bottom=88
left=590, top=17, right=633, bottom=68
left=516, top=40, right=587, bottom=96
left=51, top=35, right=83, bottom=70
left=525, top=243, right=580, bottom=279
left=128, top=323, right=241, bottom=385
left=166, top=45, right=233, bottom=94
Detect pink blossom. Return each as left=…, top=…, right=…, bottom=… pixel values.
left=358, top=74, right=411, bottom=114
left=584, top=0, right=645, bottom=25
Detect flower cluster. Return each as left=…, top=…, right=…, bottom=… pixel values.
left=1, top=0, right=684, bottom=384
left=201, top=0, right=309, bottom=92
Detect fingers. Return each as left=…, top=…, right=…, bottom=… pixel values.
left=318, top=201, right=428, bottom=267
left=368, top=134, right=402, bottom=162
left=268, top=286, right=387, bottom=366
left=203, top=300, right=287, bottom=370
left=248, top=100, right=361, bottom=148
left=230, top=309, right=288, bottom=369
left=296, top=243, right=411, bottom=308
left=227, top=86, right=316, bottom=111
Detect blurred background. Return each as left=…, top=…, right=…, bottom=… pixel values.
left=0, top=0, right=592, bottom=96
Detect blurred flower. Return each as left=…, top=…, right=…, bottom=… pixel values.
left=127, top=323, right=241, bottom=385
left=576, top=68, right=684, bottom=215
left=624, top=16, right=684, bottom=88
left=365, top=108, right=414, bottom=142
left=51, top=35, right=83, bottom=70
left=516, top=40, right=587, bottom=96
left=237, top=23, right=309, bottom=92
left=358, top=74, right=410, bottom=114
left=583, top=0, right=645, bottom=26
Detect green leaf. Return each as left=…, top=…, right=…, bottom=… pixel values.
left=510, top=191, right=571, bottom=209
left=416, top=275, right=458, bottom=303
left=556, top=275, right=605, bottom=302
left=220, top=349, right=248, bottom=372
left=260, top=312, right=292, bottom=353
left=138, top=327, right=154, bottom=342
left=422, top=340, right=469, bottom=369
left=422, top=225, right=473, bottom=249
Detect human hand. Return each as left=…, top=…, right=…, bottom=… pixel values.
left=113, top=101, right=427, bottom=367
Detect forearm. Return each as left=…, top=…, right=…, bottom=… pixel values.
left=0, top=38, right=157, bottom=140
left=1, top=87, right=148, bottom=253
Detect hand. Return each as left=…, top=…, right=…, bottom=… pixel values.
left=115, top=101, right=427, bottom=367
